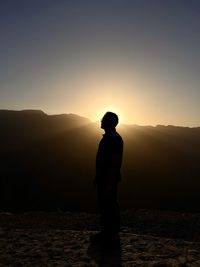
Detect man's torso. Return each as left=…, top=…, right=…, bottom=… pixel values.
left=96, top=131, right=123, bottom=184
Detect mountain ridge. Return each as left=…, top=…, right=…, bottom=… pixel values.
left=1, top=109, right=199, bottom=128
left=1, top=109, right=200, bottom=212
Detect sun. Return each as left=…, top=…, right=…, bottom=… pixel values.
left=94, top=106, right=124, bottom=124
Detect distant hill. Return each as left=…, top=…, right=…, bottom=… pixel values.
left=0, top=109, right=91, bottom=152
left=1, top=109, right=200, bottom=212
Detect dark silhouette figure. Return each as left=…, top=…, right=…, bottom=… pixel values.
left=93, top=112, right=123, bottom=244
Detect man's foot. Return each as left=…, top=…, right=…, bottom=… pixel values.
left=90, top=232, right=105, bottom=244
left=90, top=231, right=120, bottom=248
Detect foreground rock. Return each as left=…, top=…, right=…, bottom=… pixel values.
left=1, top=228, right=200, bottom=266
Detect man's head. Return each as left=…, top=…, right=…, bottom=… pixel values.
left=101, top=112, right=119, bottom=130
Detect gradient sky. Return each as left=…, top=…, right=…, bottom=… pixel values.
left=1, top=0, right=200, bottom=126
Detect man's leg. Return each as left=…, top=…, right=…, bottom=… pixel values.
left=99, top=183, right=120, bottom=235
left=110, top=183, right=120, bottom=235
left=97, top=185, right=108, bottom=234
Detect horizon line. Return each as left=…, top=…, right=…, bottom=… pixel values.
left=0, top=108, right=199, bottom=128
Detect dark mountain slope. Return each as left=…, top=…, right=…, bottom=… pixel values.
left=1, top=110, right=200, bottom=212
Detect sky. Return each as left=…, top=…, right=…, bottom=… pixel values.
left=0, top=0, right=200, bottom=126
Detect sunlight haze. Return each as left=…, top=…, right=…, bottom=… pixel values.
left=1, top=1, right=200, bottom=126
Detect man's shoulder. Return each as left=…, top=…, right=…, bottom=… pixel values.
left=102, top=131, right=123, bottom=144
left=112, top=131, right=123, bottom=139
left=111, top=132, right=123, bottom=144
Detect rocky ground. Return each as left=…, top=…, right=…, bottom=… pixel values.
left=1, top=209, right=200, bottom=266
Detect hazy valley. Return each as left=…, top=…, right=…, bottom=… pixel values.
left=1, top=109, right=200, bottom=212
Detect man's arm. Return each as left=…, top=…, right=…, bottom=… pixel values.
left=106, top=138, right=123, bottom=186
left=107, top=152, right=122, bottom=185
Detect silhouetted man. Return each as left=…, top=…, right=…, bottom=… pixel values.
left=94, top=112, right=123, bottom=242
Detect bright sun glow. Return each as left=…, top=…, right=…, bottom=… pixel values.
left=59, top=65, right=142, bottom=125
left=94, top=106, right=125, bottom=124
